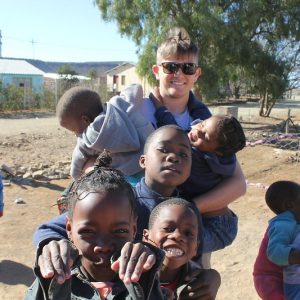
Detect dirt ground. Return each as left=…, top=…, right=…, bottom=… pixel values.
left=0, top=109, right=299, bottom=300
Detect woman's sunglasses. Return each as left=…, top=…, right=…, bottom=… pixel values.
left=160, top=62, right=198, bottom=75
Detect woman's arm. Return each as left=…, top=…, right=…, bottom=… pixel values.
left=193, top=160, right=246, bottom=214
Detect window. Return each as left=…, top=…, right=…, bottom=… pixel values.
left=121, top=75, right=125, bottom=85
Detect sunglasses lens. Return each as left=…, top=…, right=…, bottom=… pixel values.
left=162, top=62, right=178, bottom=74
left=161, top=62, right=197, bottom=75
left=182, top=63, right=197, bottom=75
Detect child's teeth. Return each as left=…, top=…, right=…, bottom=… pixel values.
left=166, top=248, right=183, bottom=256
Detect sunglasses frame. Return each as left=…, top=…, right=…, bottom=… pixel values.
left=160, top=62, right=198, bottom=75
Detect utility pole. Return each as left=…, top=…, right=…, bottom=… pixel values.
left=31, top=38, right=35, bottom=59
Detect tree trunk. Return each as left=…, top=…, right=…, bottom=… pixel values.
left=265, top=99, right=276, bottom=117
left=259, top=93, right=265, bottom=116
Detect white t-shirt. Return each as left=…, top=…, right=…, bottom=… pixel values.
left=141, top=98, right=192, bottom=130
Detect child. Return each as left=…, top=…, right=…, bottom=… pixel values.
left=261, top=180, right=300, bottom=300
left=0, top=174, right=3, bottom=217
left=25, top=152, right=165, bottom=300
left=180, top=115, right=246, bottom=253
left=33, top=126, right=220, bottom=298
left=143, top=197, right=221, bottom=299
left=56, top=84, right=154, bottom=184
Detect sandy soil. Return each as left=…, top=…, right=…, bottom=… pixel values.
left=0, top=109, right=299, bottom=300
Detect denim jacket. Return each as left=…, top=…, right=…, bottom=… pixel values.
left=24, top=242, right=165, bottom=300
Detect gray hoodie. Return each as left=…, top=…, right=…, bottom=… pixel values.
left=70, top=84, right=155, bottom=179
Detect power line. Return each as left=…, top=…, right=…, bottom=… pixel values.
left=3, top=35, right=136, bottom=53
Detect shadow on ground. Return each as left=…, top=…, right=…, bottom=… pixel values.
left=0, top=260, right=34, bottom=286
left=10, top=177, right=67, bottom=192
left=0, top=111, right=55, bottom=119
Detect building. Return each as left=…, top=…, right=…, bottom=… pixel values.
left=106, top=62, right=152, bottom=96
left=0, top=58, right=44, bottom=106
left=43, top=72, right=91, bottom=103
left=285, top=88, right=300, bottom=101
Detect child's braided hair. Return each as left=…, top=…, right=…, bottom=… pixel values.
left=67, top=150, right=137, bottom=220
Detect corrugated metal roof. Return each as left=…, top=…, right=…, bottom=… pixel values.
left=44, top=73, right=90, bottom=80
left=106, top=62, right=135, bottom=75
left=0, top=58, right=44, bottom=75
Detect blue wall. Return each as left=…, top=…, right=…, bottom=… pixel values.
left=0, top=74, right=44, bottom=93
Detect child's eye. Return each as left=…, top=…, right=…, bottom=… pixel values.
left=163, top=227, right=175, bottom=233
left=184, top=230, right=196, bottom=238
left=179, top=152, right=189, bottom=158
left=158, top=147, right=168, bottom=153
left=79, top=229, right=95, bottom=235
left=114, top=229, right=129, bottom=234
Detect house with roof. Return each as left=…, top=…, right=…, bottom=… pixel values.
left=0, top=58, right=44, bottom=91
left=0, top=58, right=44, bottom=106
left=106, top=62, right=152, bottom=96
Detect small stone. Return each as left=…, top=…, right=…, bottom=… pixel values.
left=15, top=197, right=26, bottom=204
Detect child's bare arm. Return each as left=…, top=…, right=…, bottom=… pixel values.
left=193, top=161, right=246, bottom=213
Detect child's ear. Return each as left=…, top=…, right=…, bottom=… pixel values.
left=139, top=155, right=146, bottom=169
left=152, top=65, right=160, bottom=80
left=81, top=115, right=91, bottom=126
left=66, top=217, right=72, bottom=240
left=285, top=200, right=294, bottom=210
left=195, top=240, right=200, bottom=256
left=143, top=229, right=149, bottom=242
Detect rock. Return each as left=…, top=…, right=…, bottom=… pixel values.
left=32, top=170, right=46, bottom=179
left=14, top=197, right=26, bottom=204
left=1, top=164, right=15, bottom=176
left=23, top=172, right=32, bottom=179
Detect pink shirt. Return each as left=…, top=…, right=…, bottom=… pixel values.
left=253, top=229, right=285, bottom=300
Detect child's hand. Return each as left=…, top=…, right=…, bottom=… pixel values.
left=111, top=242, right=156, bottom=284
left=149, top=87, right=164, bottom=109
left=180, top=269, right=221, bottom=300
left=37, top=239, right=78, bottom=284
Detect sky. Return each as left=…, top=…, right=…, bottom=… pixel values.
left=0, top=0, right=138, bottom=63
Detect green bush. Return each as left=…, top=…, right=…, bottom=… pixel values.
left=0, top=85, right=23, bottom=111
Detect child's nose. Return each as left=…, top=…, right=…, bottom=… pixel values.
left=166, top=152, right=179, bottom=163
left=169, top=229, right=184, bottom=241
left=93, top=238, right=114, bottom=254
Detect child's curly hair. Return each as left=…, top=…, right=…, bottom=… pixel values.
left=214, top=115, right=246, bottom=157
left=67, top=150, right=137, bottom=220
left=265, top=180, right=300, bottom=215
